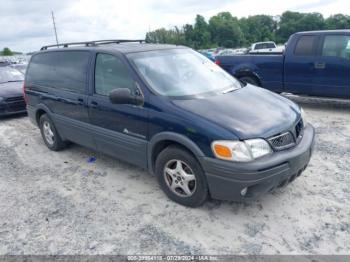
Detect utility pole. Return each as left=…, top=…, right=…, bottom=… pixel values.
left=51, top=11, right=59, bottom=47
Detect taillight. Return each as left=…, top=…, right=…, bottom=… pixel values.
left=215, top=59, right=221, bottom=65
left=23, top=82, right=28, bottom=104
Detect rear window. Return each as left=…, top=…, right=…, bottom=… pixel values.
left=26, top=51, right=90, bottom=93
left=294, top=35, right=316, bottom=56
left=255, top=43, right=275, bottom=50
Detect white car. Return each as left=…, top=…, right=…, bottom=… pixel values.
left=249, top=41, right=283, bottom=53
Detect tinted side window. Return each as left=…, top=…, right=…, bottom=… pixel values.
left=27, top=51, right=90, bottom=93
left=322, top=35, right=350, bottom=60
left=294, top=35, right=316, bottom=56
left=94, top=53, right=134, bottom=96
left=26, top=53, right=54, bottom=88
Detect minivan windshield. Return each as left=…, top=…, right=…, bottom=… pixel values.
left=0, top=67, right=24, bottom=84
left=128, top=48, right=241, bottom=97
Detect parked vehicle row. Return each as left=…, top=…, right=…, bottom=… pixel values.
left=215, top=30, right=350, bottom=98
left=217, top=48, right=248, bottom=56
left=0, top=55, right=29, bottom=116
left=0, top=66, right=26, bottom=116
left=198, top=41, right=284, bottom=60
left=198, top=47, right=248, bottom=60
left=0, top=55, right=30, bottom=65
left=24, top=40, right=314, bottom=207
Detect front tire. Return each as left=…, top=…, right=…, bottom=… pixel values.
left=239, top=76, right=260, bottom=86
left=39, top=114, right=66, bottom=151
left=155, top=145, right=208, bottom=207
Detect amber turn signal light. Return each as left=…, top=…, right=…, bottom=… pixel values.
left=213, top=144, right=232, bottom=159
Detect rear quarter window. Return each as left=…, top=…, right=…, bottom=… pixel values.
left=322, top=35, right=350, bottom=60
left=26, top=51, right=90, bottom=93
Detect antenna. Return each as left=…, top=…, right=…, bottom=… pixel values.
left=51, top=11, right=59, bottom=47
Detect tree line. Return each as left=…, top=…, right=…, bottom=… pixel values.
left=0, top=48, right=14, bottom=56
left=145, top=11, right=350, bottom=49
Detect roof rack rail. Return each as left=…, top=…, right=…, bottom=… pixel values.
left=40, top=39, right=146, bottom=50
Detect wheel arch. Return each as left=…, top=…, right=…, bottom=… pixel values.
left=232, top=65, right=262, bottom=87
left=34, top=104, right=53, bottom=126
left=148, top=132, right=205, bottom=175
left=235, top=71, right=262, bottom=87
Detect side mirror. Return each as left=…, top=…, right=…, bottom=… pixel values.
left=109, top=88, right=143, bottom=105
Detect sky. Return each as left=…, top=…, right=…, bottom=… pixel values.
left=0, top=0, right=349, bottom=52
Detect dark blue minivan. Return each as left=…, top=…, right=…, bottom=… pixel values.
left=24, top=40, right=315, bottom=207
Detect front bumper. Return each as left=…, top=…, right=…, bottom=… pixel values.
left=200, top=123, right=315, bottom=201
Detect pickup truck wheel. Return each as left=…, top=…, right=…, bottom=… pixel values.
left=39, top=114, right=66, bottom=151
left=239, top=76, right=260, bottom=87
left=155, top=145, right=208, bottom=207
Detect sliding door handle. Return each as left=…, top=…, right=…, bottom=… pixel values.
left=90, top=101, right=99, bottom=109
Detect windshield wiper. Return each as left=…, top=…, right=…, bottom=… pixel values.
left=0, top=80, right=23, bottom=84
left=222, top=86, right=236, bottom=94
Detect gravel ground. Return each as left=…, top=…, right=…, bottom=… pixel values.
left=0, top=97, right=349, bottom=255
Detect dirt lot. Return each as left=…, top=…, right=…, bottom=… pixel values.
left=0, top=96, right=349, bottom=255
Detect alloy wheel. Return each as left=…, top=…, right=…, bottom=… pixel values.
left=43, top=121, right=55, bottom=145
left=163, top=159, right=197, bottom=197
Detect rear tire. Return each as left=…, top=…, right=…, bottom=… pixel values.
left=39, top=114, right=66, bottom=151
left=155, top=145, right=208, bottom=207
left=239, top=76, right=260, bottom=86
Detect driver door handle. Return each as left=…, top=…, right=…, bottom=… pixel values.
left=314, top=62, right=326, bottom=69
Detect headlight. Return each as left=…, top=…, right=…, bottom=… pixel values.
left=301, top=107, right=308, bottom=124
left=212, top=139, right=272, bottom=162
left=0, top=97, right=4, bottom=103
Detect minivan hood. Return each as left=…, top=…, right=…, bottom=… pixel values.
left=172, top=85, right=300, bottom=139
left=0, top=81, right=23, bottom=98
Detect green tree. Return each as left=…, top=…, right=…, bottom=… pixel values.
left=325, top=14, right=350, bottom=29
left=209, top=12, right=244, bottom=48
left=276, top=11, right=305, bottom=42
left=276, top=11, right=325, bottom=43
left=145, top=17, right=211, bottom=49
left=183, top=24, right=195, bottom=47
left=298, top=13, right=325, bottom=31
left=239, top=15, right=277, bottom=45
left=145, top=26, right=186, bottom=46
left=146, top=28, right=169, bottom=43
left=145, top=10, right=350, bottom=49
left=191, top=15, right=211, bottom=49
left=2, top=47, right=13, bottom=56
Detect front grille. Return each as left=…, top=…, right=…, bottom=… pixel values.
left=268, top=132, right=295, bottom=151
left=268, top=119, right=304, bottom=151
left=5, top=96, right=24, bottom=102
left=5, top=96, right=26, bottom=112
left=7, top=102, right=26, bottom=112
